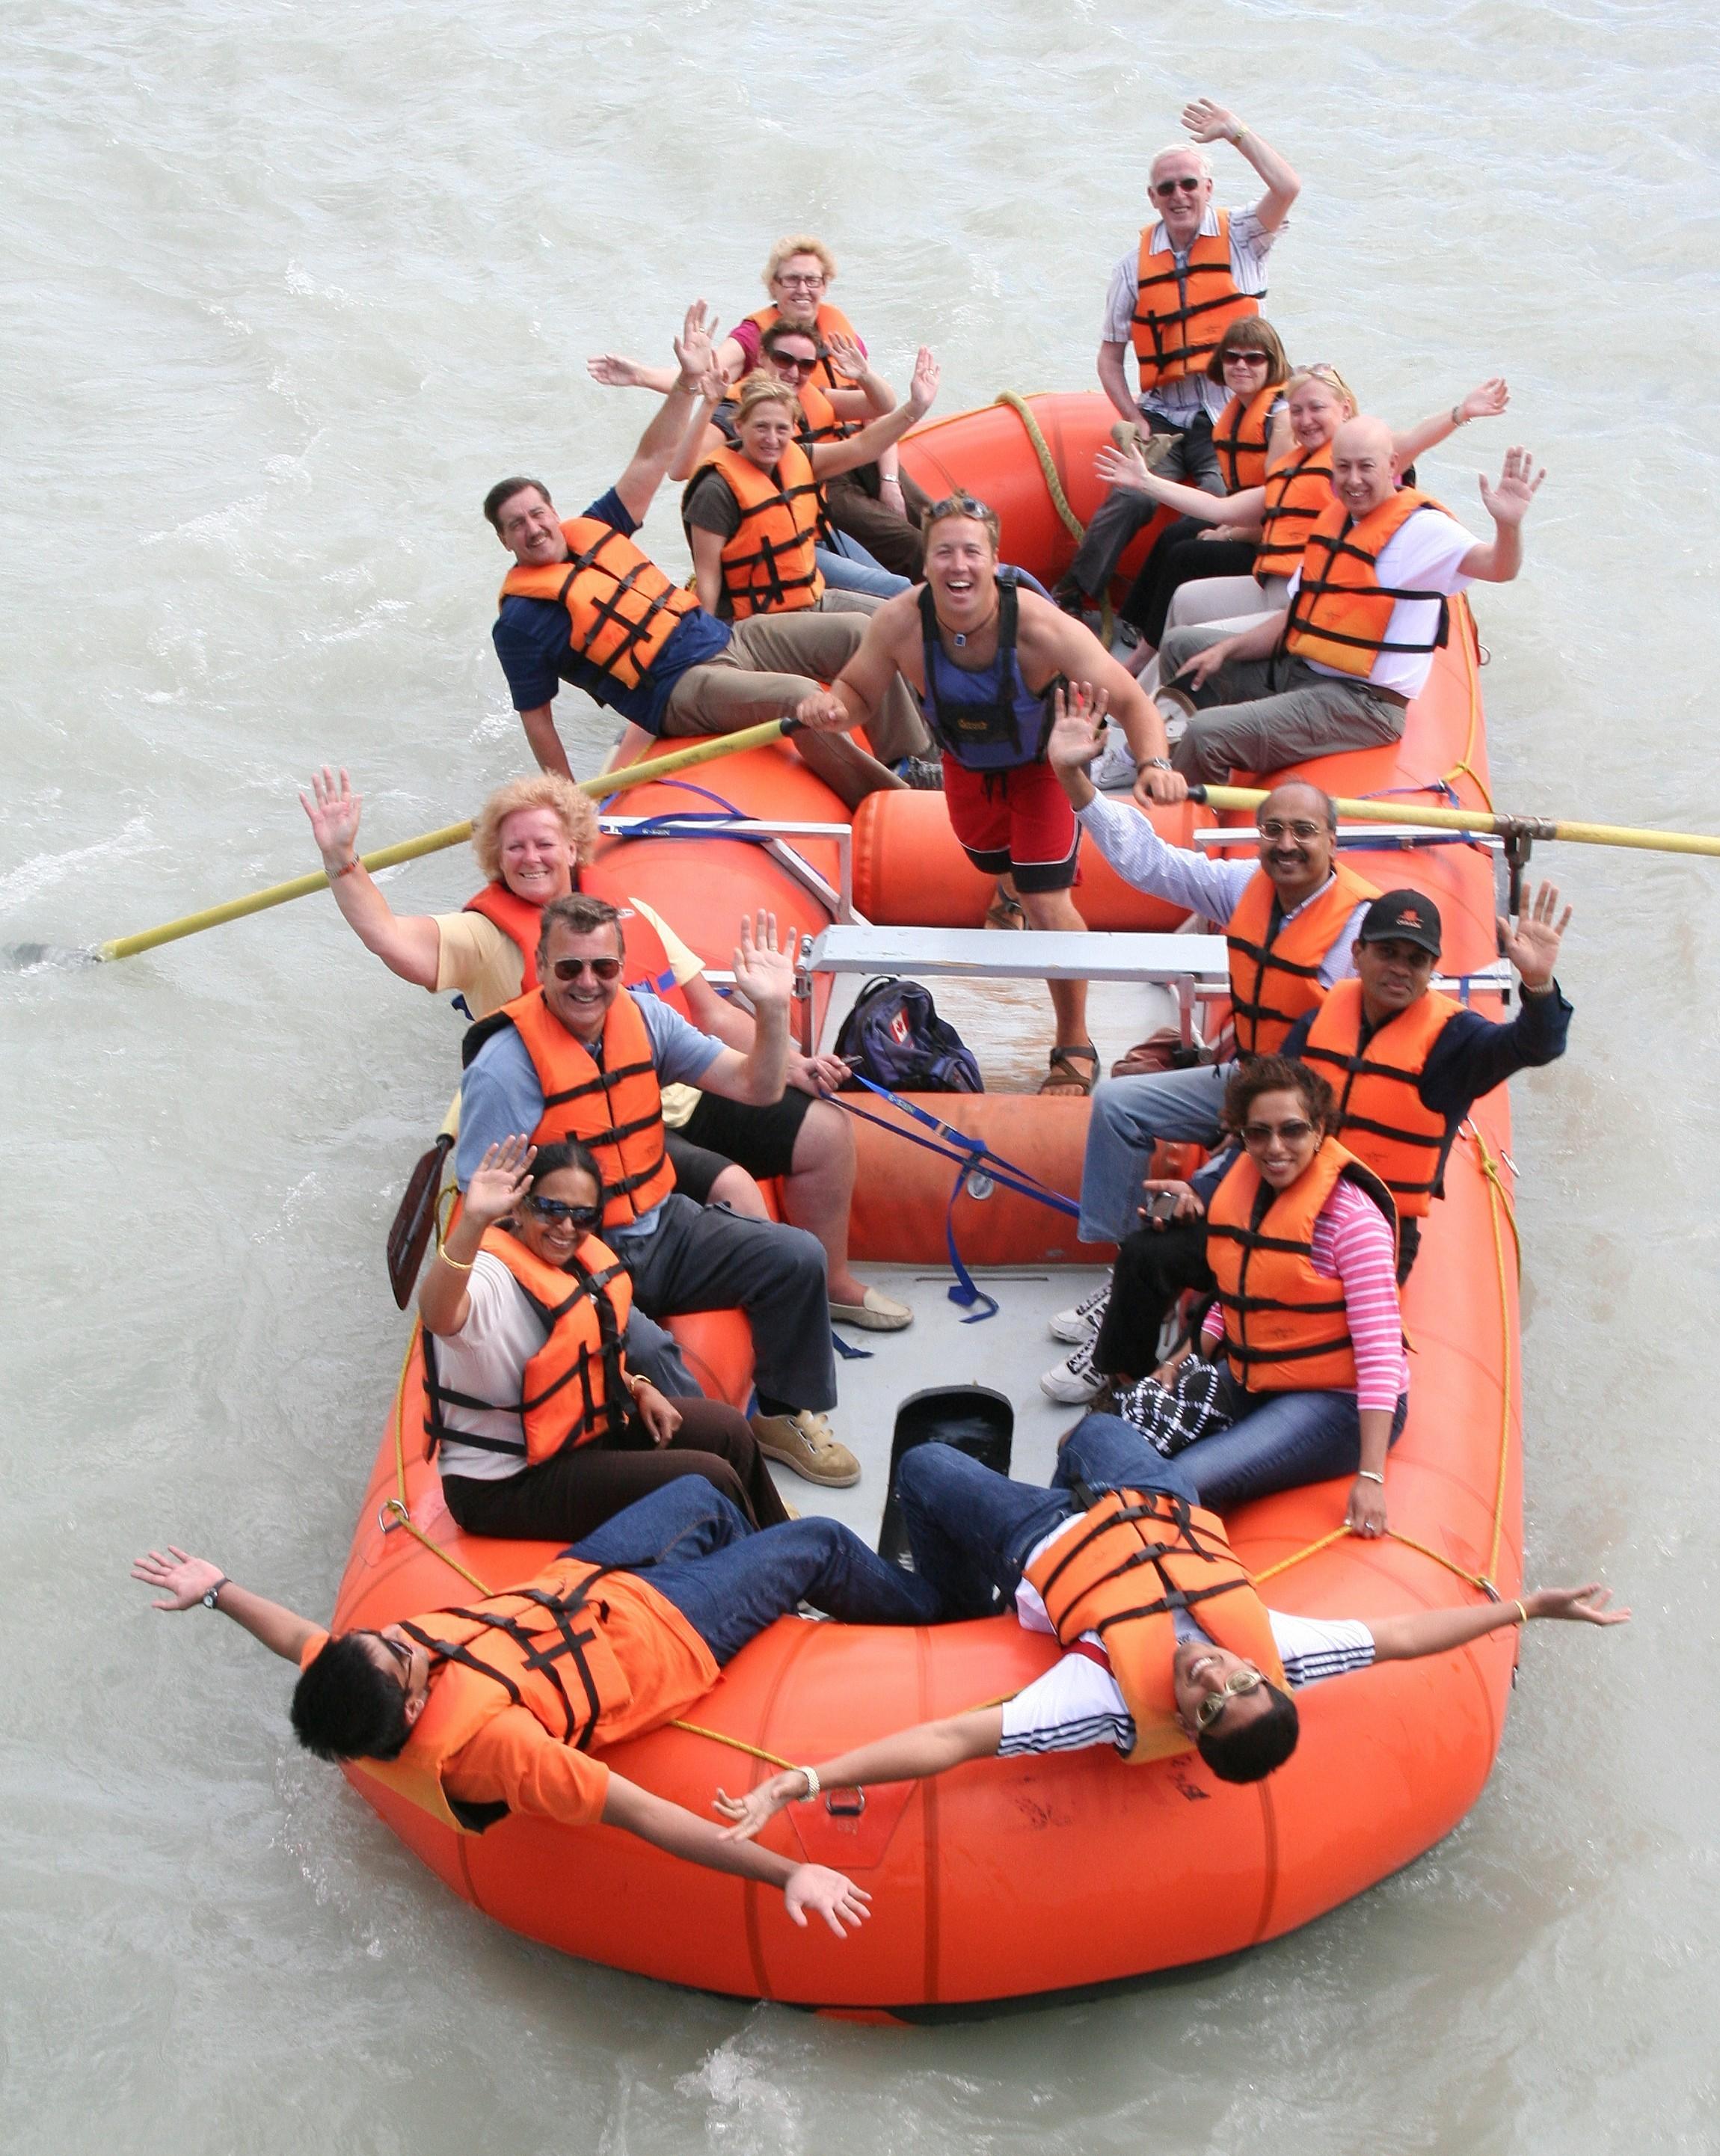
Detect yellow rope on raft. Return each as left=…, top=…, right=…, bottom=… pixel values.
left=382, top=1315, right=495, bottom=1598
left=992, top=393, right=1114, bottom=645
left=1443, top=600, right=1496, bottom=813
left=96, top=717, right=797, bottom=963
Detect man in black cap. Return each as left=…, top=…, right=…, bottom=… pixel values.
left=1282, top=879, right=1574, bottom=1277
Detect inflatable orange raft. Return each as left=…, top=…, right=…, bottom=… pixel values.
left=331, top=396, right=1524, bottom=2011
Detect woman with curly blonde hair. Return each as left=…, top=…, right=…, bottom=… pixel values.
left=300, top=765, right=596, bottom=1019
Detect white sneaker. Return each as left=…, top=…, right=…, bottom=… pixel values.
left=1049, top=1280, right=1111, bottom=1344
left=1087, top=724, right=1140, bottom=793
left=1040, top=1336, right=1102, bottom=1405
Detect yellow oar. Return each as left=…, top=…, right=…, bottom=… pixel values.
left=88, top=719, right=795, bottom=965
left=1194, top=783, right=1720, bottom=861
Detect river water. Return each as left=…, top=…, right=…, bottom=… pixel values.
left=4, top=1, right=1718, bottom=2149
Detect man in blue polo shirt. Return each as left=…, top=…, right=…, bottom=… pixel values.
left=486, top=304, right=904, bottom=809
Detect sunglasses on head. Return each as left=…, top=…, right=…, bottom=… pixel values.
left=524, top=1194, right=603, bottom=1228
left=1153, top=174, right=1204, bottom=197
left=550, top=955, right=622, bottom=983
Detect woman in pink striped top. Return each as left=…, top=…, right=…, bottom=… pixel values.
left=1163, top=1057, right=1408, bottom=1535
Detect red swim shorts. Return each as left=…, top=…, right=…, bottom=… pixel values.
left=941, top=756, right=1081, bottom=893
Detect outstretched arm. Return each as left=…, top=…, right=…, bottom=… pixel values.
left=603, top=1775, right=871, bottom=1935
left=1392, top=378, right=1511, bottom=469
left=299, top=767, right=442, bottom=989
left=1094, top=440, right=1267, bottom=526
left=715, top=1707, right=1007, bottom=1842
left=586, top=353, right=678, bottom=394
left=131, top=1549, right=320, bottom=1666
left=808, top=349, right=939, bottom=481
left=1369, top=1582, right=1628, bottom=1663
left=1182, top=99, right=1300, bottom=232
left=611, top=303, right=720, bottom=526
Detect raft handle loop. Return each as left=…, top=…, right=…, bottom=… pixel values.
left=379, top=1496, right=410, bottom=1535
left=825, top=1788, right=867, bottom=1818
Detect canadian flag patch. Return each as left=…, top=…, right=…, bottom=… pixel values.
left=889, top=1010, right=912, bottom=1045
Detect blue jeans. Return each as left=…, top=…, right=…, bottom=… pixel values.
left=897, top=1414, right=1200, bottom=1619
left=817, top=535, right=910, bottom=599
left=568, top=1478, right=939, bottom=1663
left=1079, top=1061, right=1236, bottom=1243
left=1182, top=1389, right=1410, bottom=1512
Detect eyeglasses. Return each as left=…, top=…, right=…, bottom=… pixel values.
left=1152, top=175, right=1204, bottom=197
left=550, top=955, right=622, bottom=983
left=1241, top=1119, right=1316, bottom=1149
left=524, top=1195, right=603, bottom=1229
left=1223, top=350, right=1271, bottom=366
left=773, top=352, right=818, bottom=374
left=1256, top=818, right=1325, bottom=842
left=371, top=1633, right=415, bottom=1686
left=775, top=272, right=826, bottom=288
left=1194, top=1665, right=1268, bottom=1731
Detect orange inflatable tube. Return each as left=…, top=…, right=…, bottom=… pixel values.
left=335, top=396, right=1524, bottom=2009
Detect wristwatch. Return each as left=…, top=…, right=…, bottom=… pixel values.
left=202, top=1576, right=230, bottom=1610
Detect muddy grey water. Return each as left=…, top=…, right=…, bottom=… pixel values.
left=4, top=1, right=1717, bottom=2149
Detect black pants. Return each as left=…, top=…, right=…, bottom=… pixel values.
left=1092, top=1219, right=1214, bottom=1383
left=441, top=1397, right=790, bottom=1544
left=1119, top=523, right=1261, bottom=645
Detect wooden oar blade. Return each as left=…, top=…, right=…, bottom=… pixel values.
left=387, top=1134, right=453, bottom=1310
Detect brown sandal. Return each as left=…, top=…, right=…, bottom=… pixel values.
left=1039, top=1043, right=1099, bottom=1096
left=983, top=880, right=1027, bottom=931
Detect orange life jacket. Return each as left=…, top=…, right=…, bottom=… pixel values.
left=688, top=443, right=824, bottom=618
left=500, top=518, right=698, bottom=692
left=1023, top=1487, right=1286, bottom=1765
left=464, top=987, right=675, bottom=1227
left=459, top=885, right=692, bottom=1016
left=1130, top=212, right=1260, bottom=392
left=1206, top=1139, right=1398, bottom=1392
left=1300, top=977, right=1463, bottom=1217
left=1283, top=488, right=1452, bottom=680
left=1253, top=442, right=1335, bottom=579
left=796, top=378, right=845, bottom=447
left=421, top=1226, right=633, bottom=1466
left=1224, top=862, right=1381, bottom=1057
left=354, top=1559, right=637, bottom=1833
left=1212, top=385, right=1280, bottom=494
left=744, top=301, right=863, bottom=392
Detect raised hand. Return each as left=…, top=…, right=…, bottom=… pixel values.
left=587, top=353, right=648, bottom=389
left=1526, top=1583, right=1631, bottom=1627
left=732, top=910, right=794, bottom=1011
left=783, top=1864, right=873, bottom=1937
left=463, top=1135, right=538, bottom=1232
left=674, top=300, right=718, bottom=389
left=300, top=765, right=361, bottom=863
left=823, top=333, right=869, bottom=382
left=697, top=361, right=729, bottom=407
left=1460, top=377, right=1510, bottom=423
left=1047, top=683, right=1109, bottom=773
left=1478, top=446, right=1545, bottom=526
left=1182, top=96, right=1240, bottom=145
left=1095, top=441, right=1155, bottom=495
left=714, top=1769, right=802, bottom=1841
left=132, top=1547, right=225, bottom=1612
left=906, top=347, right=941, bottom=419
left=1499, top=879, right=1571, bottom=991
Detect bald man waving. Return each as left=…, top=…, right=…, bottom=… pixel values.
left=1156, top=422, right=1544, bottom=780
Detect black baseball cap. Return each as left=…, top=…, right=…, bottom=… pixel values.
left=1358, top=889, right=1443, bottom=958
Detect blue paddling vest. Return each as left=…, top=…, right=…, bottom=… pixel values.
left=917, top=573, right=1063, bottom=772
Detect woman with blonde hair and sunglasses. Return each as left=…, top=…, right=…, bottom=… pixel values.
left=1095, top=362, right=1511, bottom=673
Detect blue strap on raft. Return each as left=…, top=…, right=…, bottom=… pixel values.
left=831, top=1075, right=1081, bottom=1324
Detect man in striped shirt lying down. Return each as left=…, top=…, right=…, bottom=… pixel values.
left=713, top=1415, right=1627, bottom=1832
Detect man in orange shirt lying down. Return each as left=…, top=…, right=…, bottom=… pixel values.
left=132, top=1478, right=940, bottom=1936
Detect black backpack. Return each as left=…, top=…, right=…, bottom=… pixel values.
left=833, top=976, right=983, bottom=1095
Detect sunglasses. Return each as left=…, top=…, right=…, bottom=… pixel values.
left=524, top=1194, right=603, bottom=1229
left=1241, top=1119, right=1316, bottom=1149
left=371, top=1633, right=415, bottom=1685
left=550, top=955, right=622, bottom=983
left=1223, top=349, right=1271, bottom=366
left=1193, top=1666, right=1268, bottom=1731
left=1153, top=175, right=1204, bottom=197
left=773, top=352, right=818, bottom=374
left=926, top=492, right=994, bottom=523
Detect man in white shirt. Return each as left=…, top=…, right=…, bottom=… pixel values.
left=1057, top=97, right=1300, bottom=612
left=710, top=1414, right=1627, bottom=1822
left=1156, top=426, right=1546, bottom=779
